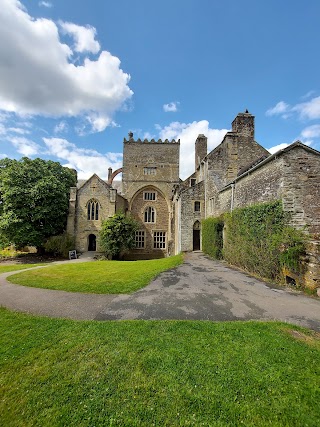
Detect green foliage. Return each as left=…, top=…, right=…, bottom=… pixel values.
left=1, top=309, right=320, bottom=426
left=202, top=216, right=224, bottom=259
left=44, top=233, right=75, bottom=258
left=9, top=255, right=184, bottom=294
left=222, top=201, right=306, bottom=280
left=100, top=212, right=139, bottom=259
left=0, top=157, right=76, bottom=249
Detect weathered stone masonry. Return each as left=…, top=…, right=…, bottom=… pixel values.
left=67, top=111, right=320, bottom=288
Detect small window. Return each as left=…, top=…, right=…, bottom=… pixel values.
left=87, top=200, right=99, bottom=220
left=144, top=206, right=155, bottom=223
left=144, top=191, right=156, bottom=201
left=153, top=231, right=166, bottom=249
left=194, top=201, right=201, bottom=212
left=190, top=178, right=196, bottom=187
left=135, top=231, right=145, bottom=249
left=144, top=167, right=157, bottom=175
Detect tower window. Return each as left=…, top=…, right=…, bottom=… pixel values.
left=194, top=201, right=201, bottom=212
left=144, top=191, right=157, bottom=201
left=153, top=231, right=166, bottom=249
left=144, top=167, right=157, bottom=175
left=144, top=206, right=155, bottom=223
left=190, top=178, right=196, bottom=187
left=87, top=200, right=99, bottom=220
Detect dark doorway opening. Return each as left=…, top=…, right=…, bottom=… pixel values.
left=193, top=221, right=201, bottom=251
left=88, top=234, right=96, bottom=251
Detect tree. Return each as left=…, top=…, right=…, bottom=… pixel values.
left=0, top=157, right=77, bottom=250
left=100, top=213, right=139, bottom=259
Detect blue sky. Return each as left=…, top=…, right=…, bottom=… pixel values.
left=0, top=0, right=320, bottom=180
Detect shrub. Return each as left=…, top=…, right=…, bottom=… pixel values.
left=100, top=213, right=139, bottom=259
left=202, top=217, right=224, bottom=259
left=44, top=233, right=75, bottom=258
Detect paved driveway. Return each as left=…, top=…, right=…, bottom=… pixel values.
left=0, top=252, right=319, bottom=330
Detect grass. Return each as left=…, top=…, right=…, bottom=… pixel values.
left=0, top=263, right=46, bottom=274
left=7, top=254, right=184, bottom=294
left=0, top=308, right=319, bottom=426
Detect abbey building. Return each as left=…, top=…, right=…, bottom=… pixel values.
left=67, top=111, right=320, bottom=286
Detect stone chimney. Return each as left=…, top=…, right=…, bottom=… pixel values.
left=195, top=134, right=207, bottom=170
left=231, top=110, right=255, bottom=139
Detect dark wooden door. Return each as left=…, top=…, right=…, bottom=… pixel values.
left=193, top=229, right=200, bottom=251
left=88, top=234, right=96, bottom=251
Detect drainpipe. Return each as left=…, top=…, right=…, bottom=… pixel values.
left=230, top=183, right=235, bottom=212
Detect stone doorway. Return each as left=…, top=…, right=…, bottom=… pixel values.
left=88, top=234, right=96, bottom=251
left=193, top=221, right=201, bottom=251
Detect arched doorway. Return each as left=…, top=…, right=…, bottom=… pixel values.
left=88, top=234, right=96, bottom=251
left=193, top=221, right=201, bottom=251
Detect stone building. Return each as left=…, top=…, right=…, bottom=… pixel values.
left=67, top=132, right=180, bottom=258
left=67, top=111, right=320, bottom=286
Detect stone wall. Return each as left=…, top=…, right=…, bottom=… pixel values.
left=128, top=185, right=170, bottom=259
left=179, top=181, right=205, bottom=252
left=122, top=138, right=180, bottom=202
left=73, top=175, right=117, bottom=252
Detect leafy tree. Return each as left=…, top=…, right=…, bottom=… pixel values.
left=100, top=213, right=139, bottom=259
left=0, top=157, right=77, bottom=250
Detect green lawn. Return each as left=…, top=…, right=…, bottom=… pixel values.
left=7, top=255, right=183, bottom=294
left=0, top=263, right=46, bottom=274
left=0, top=309, right=319, bottom=426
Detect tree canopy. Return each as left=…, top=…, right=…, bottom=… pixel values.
left=0, top=157, right=77, bottom=249
left=100, top=213, right=139, bottom=259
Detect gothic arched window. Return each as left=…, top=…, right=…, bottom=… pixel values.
left=87, top=200, right=99, bottom=220
left=144, top=206, right=155, bottom=223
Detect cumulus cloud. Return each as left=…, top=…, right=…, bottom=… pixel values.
left=301, top=124, right=320, bottom=139
left=266, top=101, right=290, bottom=117
left=59, top=21, right=100, bottom=54
left=8, top=136, right=41, bottom=156
left=158, top=120, right=229, bottom=179
left=39, top=1, right=52, bottom=7
left=293, top=96, right=320, bottom=120
left=0, top=0, right=133, bottom=132
left=266, top=96, right=320, bottom=121
left=163, top=102, right=180, bottom=113
left=43, top=137, right=123, bottom=179
left=267, top=143, right=289, bottom=154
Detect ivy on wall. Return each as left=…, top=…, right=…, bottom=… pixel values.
left=202, top=201, right=306, bottom=284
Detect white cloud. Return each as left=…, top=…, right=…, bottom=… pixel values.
left=163, top=102, right=180, bottom=113
left=8, top=136, right=41, bottom=156
left=267, top=143, right=289, bottom=154
left=39, top=1, right=52, bottom=7
left=293, top=96, right=320, bottom=120
left=0, top=154, right=8, bottom=159
left=0, top=0, right=133, bottom=132
left=54, top=120, right=68, bottom=134
left=59, top=21, right=100, bottom=54
left=158, top=120, right=229, bottom=179
left=266, top=101, right=290, bottom=117
left=301, top=124, right=320, bottom=139
left=43, top=137, right=123, bottom=179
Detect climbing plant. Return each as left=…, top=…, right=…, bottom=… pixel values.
left=202, top=201, right=307, bottom=283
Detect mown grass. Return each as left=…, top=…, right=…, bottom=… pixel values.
left=0, top=309, right=319, bottom=426
left=0, top=263, right=46, bottom=274
left=7, top=255, right=183, bottom=294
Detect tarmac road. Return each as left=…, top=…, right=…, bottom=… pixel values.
left=0, top=252, right=319, bottom=331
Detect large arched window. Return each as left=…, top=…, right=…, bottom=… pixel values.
left=144, top=206, right=155, bottom=223
left=87, top=199, right=99, bottom=220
